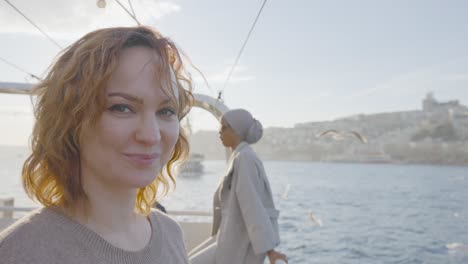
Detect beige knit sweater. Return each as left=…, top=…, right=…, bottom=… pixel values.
left=0, top=207, right=189, bottom=264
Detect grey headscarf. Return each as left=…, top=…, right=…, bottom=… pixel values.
left=221, top=109, right=263, bottom=144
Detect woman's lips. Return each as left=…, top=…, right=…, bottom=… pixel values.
left=124, top=153, right=161, bottom=166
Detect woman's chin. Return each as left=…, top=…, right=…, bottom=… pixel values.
left=127, top=173, right=158, bottom=188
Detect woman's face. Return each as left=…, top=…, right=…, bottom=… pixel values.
left=80, top=46, right=179, bottom=190
left=219, top=118, right=239, bottom=148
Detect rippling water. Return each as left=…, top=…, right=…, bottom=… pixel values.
left=1, top=146, right=467, bottom=263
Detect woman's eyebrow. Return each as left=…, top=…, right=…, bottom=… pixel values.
left=108, top=92, right=143, bottom=104
left=160, top=98, right=175, bottom=106
left=108, top=92, right=176, bottom=107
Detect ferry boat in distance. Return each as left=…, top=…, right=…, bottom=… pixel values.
left=179, top=153, right=205, bottom=178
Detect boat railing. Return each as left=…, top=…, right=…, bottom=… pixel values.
left=0, top=207, right=213, bottom=216
left=0, top=198, right=213, bottom=251
left=166, top=210, right=212, bottom=217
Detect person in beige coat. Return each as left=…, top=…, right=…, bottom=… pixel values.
left=189, top=109, right=288, bottom=264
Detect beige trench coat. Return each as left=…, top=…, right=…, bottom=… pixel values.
left=209, top=142, right=281, bottom=264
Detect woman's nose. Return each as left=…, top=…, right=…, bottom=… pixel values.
left=135, top=114, right=161, bottom=145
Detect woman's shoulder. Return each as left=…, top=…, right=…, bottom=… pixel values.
left=236, top=144, right=260, bottom=163
left=0, top=208, right=49, bottom=243
left=0, top=208, right=68, bottom=261
left=149, top=209, right=183, bottom=237
left=149, top=209, right=188, bottom=255
left=149, top=210, right=189, bottom=262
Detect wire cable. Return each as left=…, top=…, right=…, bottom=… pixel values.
left=3, top=0, right=63, bottom=50
left=115, top=0, right=141, bottom=25
left=127, top=0, right=136, bottom=17
left=221, top=0, right=268, bottom=94
left=0, top=56, right=42, bottom=81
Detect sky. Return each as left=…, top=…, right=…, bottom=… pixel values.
left=0, top=0, right=468, bottom=145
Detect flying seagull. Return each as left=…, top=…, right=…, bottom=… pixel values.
left=316, top=129, right=368, bottom=143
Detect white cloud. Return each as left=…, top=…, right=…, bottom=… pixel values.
left=0, top=0, right=181, bottom=38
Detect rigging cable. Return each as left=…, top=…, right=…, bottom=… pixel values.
left=3, top=0, right=63, bottom=50
left=0, top=56, right=42, bottom=81
left=220, top=0, right=268, bottom=96
left=127, top=0, right=136, bottom=17
left=115, top=0, right=141, bottom=25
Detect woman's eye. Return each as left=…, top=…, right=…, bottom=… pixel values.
left=108, top=104, right=134, bottom=113
left=158, top=108, right=177, bottom=117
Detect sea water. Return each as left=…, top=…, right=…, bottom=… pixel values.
left=1, top=146, right=467, bottom=263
